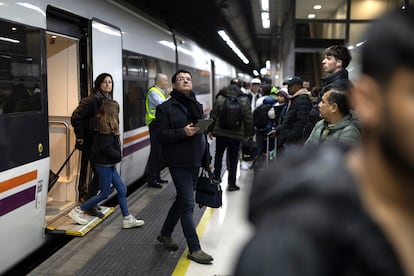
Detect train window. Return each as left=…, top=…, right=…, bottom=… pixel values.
left=122, top=49, right=212, bottom=130
left=122, top=50, right=177, bottom=131
left=177, top=66, right=211, bottom=95
left=0, top=20, right=42, bottom=115
left=122, top=51, right=149, bottom=131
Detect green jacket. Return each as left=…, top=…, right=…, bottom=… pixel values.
left=304, top=113, right=361, bottom=148
left=209, top=84, right=253, bottom=141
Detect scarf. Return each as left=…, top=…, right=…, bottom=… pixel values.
left=170, top=89, right=202, bottom=124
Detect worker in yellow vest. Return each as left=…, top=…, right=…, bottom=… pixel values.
left=145, top=73, right=169, bottom=188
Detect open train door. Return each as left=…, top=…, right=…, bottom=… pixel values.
left=45, top=7, right=114, bottom=236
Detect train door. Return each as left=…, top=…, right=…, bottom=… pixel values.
left=44, top=7, right=113, bottom=235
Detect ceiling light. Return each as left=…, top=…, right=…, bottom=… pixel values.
left=0, top=37, right=20, bottom=43
left=218, top=30, right=249, bottom=64
left=261, top=12, right=270, bottom=29
left=261, top=0, right=269, bottom=12
left=313, top=5, right=322, bottom=10
left=261, top=0, right=270, bottom=29
left=307, top=14, right=316, bottom=19
left=356, top=41, right=366, bottom=47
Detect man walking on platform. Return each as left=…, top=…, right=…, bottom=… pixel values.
left=154, top=69, right=213, bottom=264
left=145, top=73, right=169, bottom=188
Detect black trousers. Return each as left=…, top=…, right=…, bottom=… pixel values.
left=213, top=135, right=241, bottom=186
left=145, top=122, right=163, bottom=183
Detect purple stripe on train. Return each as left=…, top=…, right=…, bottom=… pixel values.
left=0, top=186, right=36, bottom=217
left=123, top=138, right=150, bottom=156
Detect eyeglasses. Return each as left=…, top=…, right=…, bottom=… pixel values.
left=175, top=77, right=192, bottom=82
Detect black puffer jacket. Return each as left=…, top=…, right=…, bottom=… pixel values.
left=235, top=146, right=404, bottom=276
left=154, top=91, right=207, bottom=168
left=276, top=88, right=312, bottom=146
left=91, top=133, right=121, bottom=165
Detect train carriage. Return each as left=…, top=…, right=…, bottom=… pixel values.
left=0, top=0, right=236, bottom=273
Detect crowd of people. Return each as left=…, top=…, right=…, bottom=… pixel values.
left=64, top=8, right=414, bottom=273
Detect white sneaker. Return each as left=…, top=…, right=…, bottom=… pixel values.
left=123, top=214, right=145, bottom=229
left=240, top=160, right=251, bottom=170
left=68, top=207, right=89, bottom=225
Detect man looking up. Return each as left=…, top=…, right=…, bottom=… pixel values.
left=154, top=69, right=213, bottom=264
left=304, top=44, right=353, bottom=139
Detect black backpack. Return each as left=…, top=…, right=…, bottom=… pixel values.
left=241, top=138, right=258, bottom=161
left=253, top=103, right=273, bottom=129
left=219, top=95, right=243, bottom=129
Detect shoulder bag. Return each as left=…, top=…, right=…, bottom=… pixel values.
left=195, top=166, right=222, bottom=208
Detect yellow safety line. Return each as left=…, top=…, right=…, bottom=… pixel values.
left=172, top=207, right=215, bottom=276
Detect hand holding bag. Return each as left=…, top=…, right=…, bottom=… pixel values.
left=195, top=167, right=222, bottom=208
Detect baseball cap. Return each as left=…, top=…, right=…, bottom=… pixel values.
left=283, top=76, right=303, bottom=86
left=251, top=78, right=261, bottom=85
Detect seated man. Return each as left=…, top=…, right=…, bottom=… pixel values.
left=304, top=88, right=360, bottom=149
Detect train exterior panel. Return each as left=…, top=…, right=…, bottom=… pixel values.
left=0, top=0, right=236, bottom=273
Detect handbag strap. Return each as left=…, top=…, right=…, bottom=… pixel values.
left=200, top=166, right=215, bottom=180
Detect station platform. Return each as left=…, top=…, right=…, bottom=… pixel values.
left=29, top=167, right=253, bottom=275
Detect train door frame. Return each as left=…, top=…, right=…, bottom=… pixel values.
left=45, top=6, right=91, bottom=221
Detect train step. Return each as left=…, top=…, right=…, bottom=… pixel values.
left=46, top=206, right=114, bottom=236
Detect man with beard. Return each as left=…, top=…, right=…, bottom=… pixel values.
left=235, top=9, right=414, bottom=276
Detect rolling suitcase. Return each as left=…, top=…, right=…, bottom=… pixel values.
left=265, top=132, right=277, bottom=167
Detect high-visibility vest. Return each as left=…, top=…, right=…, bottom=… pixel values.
left=145, top=86, right=166, bottom=126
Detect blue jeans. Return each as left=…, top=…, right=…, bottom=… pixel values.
left=80, top=165, right=129, bottom=217
left=160, top=167, right=200, bottom=253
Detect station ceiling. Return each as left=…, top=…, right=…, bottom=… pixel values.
left=113, top=0, right=295, bottom=74
left=113, top=0, right=368, bottom=74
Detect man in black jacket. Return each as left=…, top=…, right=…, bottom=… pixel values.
left=235, top=9, right=414, bottom=276
left=154, top=69, right=213, bottom=265
left=275, top=76, right=312, bottom=156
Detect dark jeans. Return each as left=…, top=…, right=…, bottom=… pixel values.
left=213, top=136, right=241, bottom=186
left=145, top=122, right=163, bottom=183
left=160, top=167, right=200, bottom=253
left=81, top=165, right=129, bottom=217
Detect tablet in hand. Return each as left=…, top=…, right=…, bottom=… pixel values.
left=195, top=118, right=214, bottom=133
